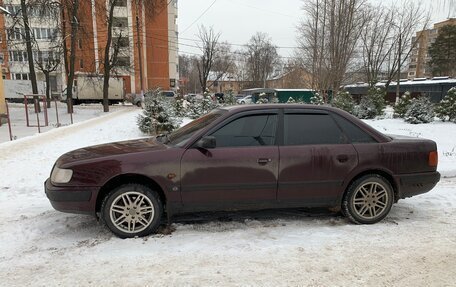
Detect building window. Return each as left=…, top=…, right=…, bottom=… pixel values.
left=114, top=0, right=127, bottom=7
left=80, top=59, right=84, bottom=69
left=6, top=5, right=21, bottom=15
left=78, top=39, right=83, bottom=49
left=0, top=53, right=3, bottom=64
left=8, top=28, right=25, bottom=40
left=113, top=37, right=129, bottom=48
left=9, top=51, right=28, bottom=62
left=13, top=73, right=29, bottom=80
left=113, top=17, right=128, bottom=28
left=30, top=28, right=57, bottom=40
left=116, top=57, right=130, bottom=67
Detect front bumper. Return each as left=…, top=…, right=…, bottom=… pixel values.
left=395, top=171, right=440, bottom=199
left=45, top=179, right=99, bottom=215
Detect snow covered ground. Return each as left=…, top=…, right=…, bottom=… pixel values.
left=0, top=109, right=455, bottom=286
left=0, top=102, right=129, bottom=143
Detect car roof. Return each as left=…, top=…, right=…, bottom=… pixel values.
left=217, top=104, right=391, bottom=143
left=220, top=104, right=338, bottom=113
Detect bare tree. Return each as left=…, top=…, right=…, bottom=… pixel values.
left=61, top=0, right=80, bottom=113
left=179, top=54, right=201, bottom=94
left=297, top=0, right=368, bottom=96
left=244, top=32, right=279, bottom=88
left=99, top=0, right=119, bottom=113
left=6, top=1, right=40, bottom=94
left=380, top=1, right=430, bottom=91
left=98, top=0, right=166, bottom=112
left=196, top=25, right=220, bottom=93
left=19, top=0, right=39, bottom=95
left=359, top=5, right=396, bottom=86
left=208, top=41, right=234, bottom=89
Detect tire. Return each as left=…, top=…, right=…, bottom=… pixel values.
left=101, top=184, right=163, bottom=238
left=342, top=174, right=394, bottom=224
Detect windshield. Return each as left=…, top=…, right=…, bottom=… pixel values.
left=167, top=110, right=225, bottom=147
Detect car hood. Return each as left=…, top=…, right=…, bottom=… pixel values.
left=57, top=138, right=166, bottom=166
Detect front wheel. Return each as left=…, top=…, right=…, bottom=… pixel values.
left=101, top=184, right=163, bottom=238
left=342, top=174, right=394, bottom=224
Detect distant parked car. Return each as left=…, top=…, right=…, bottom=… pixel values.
left=45, top=104, right=440, bottom=238
left=236, top=95, right=253, bottom=104
left=159, top=91, right=176, bottom=98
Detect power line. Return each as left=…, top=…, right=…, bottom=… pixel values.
left=180, top=0, right=218, bottom=34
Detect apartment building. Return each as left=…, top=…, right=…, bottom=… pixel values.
left=408, top=18, right=456, bottom=79
left=0, top=0, right=179, bottom=96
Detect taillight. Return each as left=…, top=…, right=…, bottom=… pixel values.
left=428, top=151, right=438, bottom=167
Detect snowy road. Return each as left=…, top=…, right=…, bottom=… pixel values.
left=1, top=109, right=455, bottom=286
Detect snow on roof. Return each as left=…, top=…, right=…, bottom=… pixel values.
left=345, top=78, right=456, bottom=88
left=207, top=72, right=236, bottom=82
left=274, top=89, right=314, bottom=92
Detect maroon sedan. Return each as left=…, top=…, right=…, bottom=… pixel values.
left=45, top=104, right=440, bottom=238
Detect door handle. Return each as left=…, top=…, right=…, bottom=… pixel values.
left=337, top=154, right=349, bottom=163
left=257, top=158, right=272, bottom=165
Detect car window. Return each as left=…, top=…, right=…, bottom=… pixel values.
left=168, top=111, right=224, bottom=147
left=332, top=114, right=377, bottom=143
left=284, top=114, right=345, bottom=145
left=211, top=114, right=278, bottom=148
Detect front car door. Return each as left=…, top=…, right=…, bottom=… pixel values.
left=180, top=111, right=279, bottom=212
left=278, top=109, right=358, bottom=207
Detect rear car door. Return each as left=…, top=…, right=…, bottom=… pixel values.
left=180, top=111, right=279, bottom=211
left=278, top=110, right=358, bottom=206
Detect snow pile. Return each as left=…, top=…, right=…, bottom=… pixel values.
left=0, top=109, right=455, bottom=286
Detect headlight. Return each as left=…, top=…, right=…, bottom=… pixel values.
left=51, top=167, right=73, bottom=184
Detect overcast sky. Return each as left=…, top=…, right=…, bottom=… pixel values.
left=177, top=0, right=454, bottom=57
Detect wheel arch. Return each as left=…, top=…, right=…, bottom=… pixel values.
left=96, top=174, right=167, bottom=214
left=342, top=169, right=399, bottom=203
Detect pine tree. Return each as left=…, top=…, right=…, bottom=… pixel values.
left=137, top=91, right=181, bottom=134
left=435, top=87, right=456, bottom=122
left=429, top=25, right=456, bottom=77
left=286, top=97, right=296, bottom=104
left=173, top=95, right=186, bottom=117
left=186, top=92, right=218, bottom=119
left=224, top=90, right=237, bottom=106
left=331, top=90, right=355, bottom=113
left=257, top=92, right=269, bottom=104
left=404, top=97, right=435, bottom=124
left=310, top=92, right=324, bottom=105
left=355, top=87, right=386, bottom=119
left=186, top=96, right=203, bottom=119
left=394, top=91, right=412, bottom=118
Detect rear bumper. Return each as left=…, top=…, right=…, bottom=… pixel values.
left=45, top=179, right=98, bottom=215
left=395, top=171, right=440, bottom=199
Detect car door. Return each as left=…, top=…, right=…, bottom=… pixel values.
left=278, top=110, right=358, bottom=207
left=180, top=111, right=279, bottom=211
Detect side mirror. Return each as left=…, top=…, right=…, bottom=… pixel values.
left=196, top=136, right=216, bottom=149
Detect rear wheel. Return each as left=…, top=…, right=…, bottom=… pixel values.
left=342, top=174, right=393, bottom=224
left=101, top=184, right=163, bottom=238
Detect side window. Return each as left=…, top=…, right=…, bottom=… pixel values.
left=332, top=114, right=376, bottom=143
left=284, top=113, right=345, bottom=145
left=211, top=114, right=278, bottom=148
